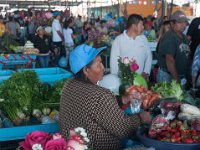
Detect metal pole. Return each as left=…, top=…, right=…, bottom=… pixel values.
left=118, top=0, right=120, bottom=17
left=161, top=0, right=165, bottom=17
left=169, top=0, right=174, bottom=19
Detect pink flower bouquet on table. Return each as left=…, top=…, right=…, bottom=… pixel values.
left=19, top=127, right=90, bottom=150
left=20, top=130, right=51, bottom=150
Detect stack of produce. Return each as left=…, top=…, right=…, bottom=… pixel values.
left=159, top=101, right=182, bottom=116
left=0, top=32, right=19, bottom=53
left=23, top=41, right=39, bottom=55
left=126, top=85, right=161, bottom=110
left=0, top=71, right=66, bottom=127
left=146, top=100, right=200, bottom=144
left=148, top=118, right=200, bottom=143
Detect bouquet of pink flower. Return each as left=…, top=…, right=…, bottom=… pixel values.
left=19, top=127, right=90, bottom=150
left=118, top=57, right=139, bottom=86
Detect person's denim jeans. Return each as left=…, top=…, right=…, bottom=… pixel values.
left=38, top=55, right=49, bottom=68
left=156, top=68, right=172, bottom=83
left=65, top=43, right=74, bottom=67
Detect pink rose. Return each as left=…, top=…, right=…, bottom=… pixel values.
left=20, top=131, right=51, bottom=150
left=45, top=138, right=67, bottom=150
left=123, top=57, right=130, bottom=65
left=130, top=63, right=139, bottom=72
left=66, top=139, right=85, bottom=150
left=45, top=12, right=53, bottom=19
left=53, top=133, right=62, bottom=140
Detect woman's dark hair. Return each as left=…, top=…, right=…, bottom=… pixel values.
left=83, top=21, right=88, bottom=29
left=9, top=16, right=14, bottom=21
left=74, top=59, right=94, bottom=82
left=64, top=19, right=72, bottom=29
left=127, top=14, right=144, bottom=29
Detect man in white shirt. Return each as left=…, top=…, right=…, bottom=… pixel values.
left=110, top=14, right=152, bottom=81
left=52, top=12, right=63, bottom=54
left=74, top=15, right=83, bottom=33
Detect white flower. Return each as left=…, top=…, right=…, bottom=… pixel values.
left=83, top=145, right=88, bottom=150
left=83, top=137, right=90, bottom=143
left=0, top=98, right=4, bottom=102
left=80, top=131, right=87, bottom=137
left=123, top=57, right=130, bottom=65
left=75, top=127, right=85, bottom=133
left=32, top=144, right=43, bottom=150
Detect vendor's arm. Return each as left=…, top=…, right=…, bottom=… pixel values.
left=57, top=30, right=64, bottom=41
left=166, top=54, right=179, bottom=81
left=94, top=90, right=144, bottom=138
left=191, top=45, right=200, bottom=87
left=110, top=37, right=120, bottom=75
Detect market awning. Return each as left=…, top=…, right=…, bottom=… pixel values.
left=0, top=0, right=82, bottom=8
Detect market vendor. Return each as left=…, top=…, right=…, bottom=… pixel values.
left=32, top=26, right=51, bottom=68
left=59, top=44, right=151, bottom=150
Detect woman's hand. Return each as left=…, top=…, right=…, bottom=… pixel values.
left=139, top=111, right=152, bottom=124
left=121, top=94, right=134, bottom=105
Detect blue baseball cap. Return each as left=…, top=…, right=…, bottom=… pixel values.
left=53, top=11, right=61, bottom=17
left=70, top=44, right=107, bottom=74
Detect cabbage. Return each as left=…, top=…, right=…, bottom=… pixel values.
left=152, top=80, right=183, bottom=101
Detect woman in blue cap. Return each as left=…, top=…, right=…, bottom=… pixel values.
left=59, top=44, right=151, bottom=150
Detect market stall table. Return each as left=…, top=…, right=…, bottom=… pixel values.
left=0, top=54, right=37, bottom=70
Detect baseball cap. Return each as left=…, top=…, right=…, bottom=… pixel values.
left=170, top=10, right=189, bottom=22
left=70, top=44, right=107, bottom=74
left=36, top=26, right=44, bottom=32
left=53, top=11, right=61, bottom=17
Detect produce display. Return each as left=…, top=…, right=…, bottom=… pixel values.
left=0, top=32, right=19, bottom=53
left=148, top=117, right=200, bottom=143
left=126, top=85, right=160, bottom=110
left=142, top=99, right=200, bottom=145
left=23, top=41, right=39, bottom=55
left=152, top=80, right=183, bottom=101
left=136, top=80, right=200, bottom=148
left=0, top=71, right=66, bottom=127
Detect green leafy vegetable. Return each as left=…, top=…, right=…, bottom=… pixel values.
left=0, top=71, right=40, bottom=120
left=152, top=80, right=183, bottom=101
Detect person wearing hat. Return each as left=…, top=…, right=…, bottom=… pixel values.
left=32, top=26, right=51, bottom=68
left=157, top=10, right=191, bottom=88
left=52, top=11, right=63, bottom=54
left=59, top=44, right=151, bottom=149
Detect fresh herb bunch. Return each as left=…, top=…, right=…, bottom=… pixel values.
left=37, top=79, right=67, bottom=109
left=0, top=71, right=40, bottom=121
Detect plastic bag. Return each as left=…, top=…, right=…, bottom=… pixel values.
left=130, top=99, right=142, bottom=114
left=148, top=112, right=175, bottom=138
